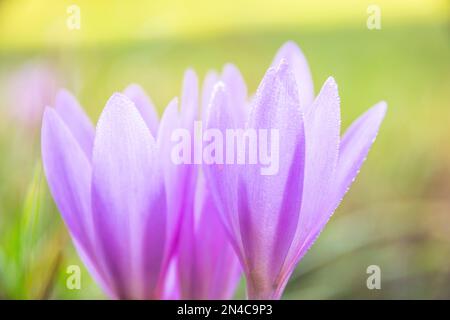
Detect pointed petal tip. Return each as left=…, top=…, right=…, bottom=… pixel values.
left=212, top=81, right=227, bottom=96
left=97, top=92, right=146, bottom=136
left=105, top=92, right=135, bottom=111
left=276, top=41, right=303, bottom=58
left=326, top=75, right=336, bottom=82
left=324, top=76, right=338, bottom=88
left=158, top=97, right=180, bottom=132
left=210, top=81, right=229, bottom=105
left=361, top=101, right=388, bottom=127
left=272, top=58, right=296, bottom=81
left=182, top=68, right=199, bottom=97
left=274, top=41, right=308, bottom=63
left=214, top=80, right=226, bottom=89
left=184, top=68, right=198, bottom=80
left=109, top=91, right=131, bottom=102
left=169, top=96, right=179, bottom=106
left=205, top=69, right=219, bottom=76
left=373, top=101, right=388, bottom=114
left=259, top=59, right=291, bottom=88
left=181, top=68, right=199, bottom=118
left=222, top=63, right=246, bottom=83
left=205, top=81, right=230, bottom=125
left=316, top=76, right=339, bottom=104
left=275, top=58, right=289, bottom=71
left=281, top=40, right=300, bottom=50
left=222, top=63, right=239, bottom=74
left=123, top=83, right=141, bottom=91
left=96, top=91, right=157, bottom=155
left=203, top=70, right=220, bottom=84
left=273, top=40, right=314, bottom=109
left=123, top=83, right=147, bottom=98
left=164, top=96, right=179, bottom=115
left=55, top=88, right=76, bottom=109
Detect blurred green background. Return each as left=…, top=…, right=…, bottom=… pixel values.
left=0, top=0, right=449, bottom=299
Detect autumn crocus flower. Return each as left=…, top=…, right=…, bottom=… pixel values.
left=123, top=74, right=197, bottom=263
left=42, top=90, right=168, bottom=299
left=41, top=74, right=196, bottom=298
left=42, top=69, right=241, bottom=299
left=176, top=173, right=241, bottom=299
left=203, top=41, right=387, bottom=299
left=173, top=70, right=242, bottom=299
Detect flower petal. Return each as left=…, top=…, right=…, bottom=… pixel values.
left=240, top=61, right=305, bottom=295
left=91, top=93, right=166, bottom=299
left=272, top=41, right=314, bottom=109
left=156, top=98, right=186, bottom=260
left=177, top=173, right=241, bottom=299
left=301, top=77, right=340, bottom=225
left=123, top=83, right=159, bottom=136
left=222, top=63, right=247, bottom=125
left=41, top=107, right=92, bottom=248
left=54, top=89, right=94, bottom=159
left=283, top=77, right=340, bottom=282
left=201, top=70, right=219, bottom=119
left=42, top=107, right=115, bottom=289
left=280, top=103, right=387, bottom=291
left=181, top=69, right=199, bottom=126
left=203, top=83, right=243, bottom=255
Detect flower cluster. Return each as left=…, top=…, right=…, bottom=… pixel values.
left=41, top=41, right=386, bottom=299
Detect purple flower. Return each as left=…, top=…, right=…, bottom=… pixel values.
left=203, top=41, right=387, bottom=299
left=42, top=67, right=202, bottom=298
left=42, top=70, right=241, bottom=299
left=5, top=61, right=59, bottom=128
left=173, top=69, right=242, bottom=299
left=42, top=90, right=168, bottom=299
left=176, top=173, right=241, bottom=299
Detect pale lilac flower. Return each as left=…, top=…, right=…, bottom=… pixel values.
left=176, top=173, right=241, bottom=299
left=42, top=68, right=201, bottom=298
left=42, top=70, right=240, bottom=299
left=203, top=41, right=387, bottom=299
left=6, top=61, right=59, bottom=128
left=173, top=70, right=242, bottom=299
left=122, top=76, right=201, bottom=298
left=154, top=70, right=199, bottom=262
left=42, top=90, right=167, bottom=299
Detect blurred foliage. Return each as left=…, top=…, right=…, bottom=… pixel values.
left=0, top=0, right=447, bottom=50
left=0, top=0, right=449, bottom=299
left=0, top=164, right=63, bottom=298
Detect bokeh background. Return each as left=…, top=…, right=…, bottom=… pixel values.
left=0, top=0, right=449, bottom=299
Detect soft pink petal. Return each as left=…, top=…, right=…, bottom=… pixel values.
left=272, top=41, right=314, bottom=109
left=240, top=61, right=305, bottom=297
left=201, top=70, right=220, bottom=120
left=91, top=93, right=166, bottom=299
left=222, top=63, right=247, bottom=125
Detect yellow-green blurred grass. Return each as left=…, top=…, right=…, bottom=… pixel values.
left=0, top=0, right=446, bottom=49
